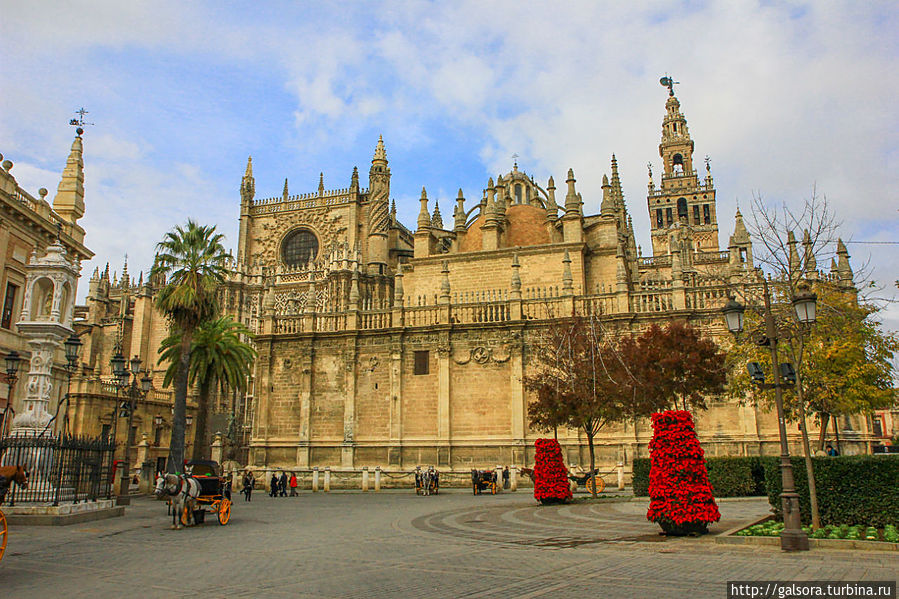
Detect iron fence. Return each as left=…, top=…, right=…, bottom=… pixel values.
left=0, top=434, right=115, bottom=506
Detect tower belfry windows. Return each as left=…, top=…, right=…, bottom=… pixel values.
left=677, top=198, right=688, bottom=221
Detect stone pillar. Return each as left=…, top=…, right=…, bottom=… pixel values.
left=388, top=345, right=403, bottom=466
left=323, top=466, right=331, bottom=492
left=437, top=344, right=451, bottom=466
left=617, top=462, right=625, bottom=490
left=510, top=466, right=518, bottom=491
left=374, top=466, right=381, bottom=492
left=297, top=342, right=314, bottom=468
left=136, top=434, right=151, bottom=493
left=312, top=467, right=319, bottom=492
left=495, top=465, right=503, bottom=493
left=210, top=433, right=223, bottom=464
left=342, top=339, right=357, bottom=469
left=362, top=466, right=369, bottom=492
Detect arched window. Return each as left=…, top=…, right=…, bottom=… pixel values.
left=515, top=184, right=522, bottom=204
left=672, top=153, right=684, bottom=175
left=677, top=198, right=688, bottom=221
left=281, top=229, right=319, bottom=266
left=703, top=204, right=711, bottom=224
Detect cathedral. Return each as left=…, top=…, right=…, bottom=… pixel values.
left=212, top=86, right=862, bottom=470
left=53, top=86, right=870, bottom=476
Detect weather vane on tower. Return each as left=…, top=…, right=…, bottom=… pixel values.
left=659, top=75, right=679, bottom=97
left=69, top=107, right=94, bottom=136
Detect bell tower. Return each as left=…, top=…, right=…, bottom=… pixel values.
left=647, top=78, right=719, bottom=255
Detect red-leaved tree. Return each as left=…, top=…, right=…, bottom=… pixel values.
left=646, top=410, right=720, bottom=535
left=533, top=438, right=573, bottom=504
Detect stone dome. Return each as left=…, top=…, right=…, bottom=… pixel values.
left=458, top=203, right=550, bottom=252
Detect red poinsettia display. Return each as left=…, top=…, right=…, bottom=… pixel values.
left=646, top=410, right=720, bottom=534
left=533, top=438, right=573, bottom=504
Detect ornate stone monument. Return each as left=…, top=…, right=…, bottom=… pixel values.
left=10, top=239, right=79, bottom=436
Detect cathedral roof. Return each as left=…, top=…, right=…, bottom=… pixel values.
left=459, top=203, right=550, bottom=252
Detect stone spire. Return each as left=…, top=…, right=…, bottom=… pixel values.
left=240, top=156, right=255, bottom=203
left=52, top=131, right=85, bottom=223
left=439, top=261, right=451, bottom=305
left=510, top=253, right=522, bottom=300
left=600, top=173, right=614, bottom=215
left=802, top=229, right=817, bottom=277
left=282, top=178, right=289, bottom=200
left=787, top=230, right=800, bottom=275
left=373, top=134, right=387, bottom=162
left=483, top=178, right=498, bottom=226
left=350, top=166, right=359, bottom=191
left=836, top=238, right=853, bottom=283
left=561, top=250, right=574, bottom=295
left=564, top=168, right=580, bottom=215
left=610, top=154, right=623, bottom=205
left=390, top=199, right=397, bottom=222
left=317, top=173, right=325, bottom=196
left=546, top=176, right=557, bottom=209
left=495, top=175, right=507, bottom=214
left=348, top=269, right=360, bottom=307
left=431, top=200, right=443, bottom=229
left=453, top=189, right=466, bottom=232
left=391, top=264, right=404, bottom=308
left=417, top=187, right=431, bottom=230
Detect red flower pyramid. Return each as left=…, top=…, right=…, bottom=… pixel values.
left=533, top=438, right=572, bottom=504
left=646, top=410, right=720, bottom=533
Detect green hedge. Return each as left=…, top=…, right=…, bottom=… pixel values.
left=633, top=456, right=768, bottom=498
left=632, top=458, right=651, bottom=496
left=763, top=455, right=899, bottom=527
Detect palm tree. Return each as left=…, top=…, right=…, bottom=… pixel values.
left=151, top=221, right=228, bottom=472
left=159, top=316, right=256, bottom=460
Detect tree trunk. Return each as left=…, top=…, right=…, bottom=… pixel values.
left=587, top=429, right=597, bottom=498
left=167, top=330, right=192, bottom=474
left=832, top=415, right=842, bottom=454
left=797, top=405, right=821, bottom=530
left=192, top=380, right=210, bottom=461
left=817, top=412, right=829, bottom=451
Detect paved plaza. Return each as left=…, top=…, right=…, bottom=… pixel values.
left=3, top=491, right=897, bottom=598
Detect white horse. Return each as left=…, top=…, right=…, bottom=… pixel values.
left=154, top=473, right=201, bottom=529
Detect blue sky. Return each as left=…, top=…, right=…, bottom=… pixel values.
left=1, top=1, right=897, bottom=329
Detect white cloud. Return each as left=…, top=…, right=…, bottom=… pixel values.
left=0, top=1, right=896, bottom=333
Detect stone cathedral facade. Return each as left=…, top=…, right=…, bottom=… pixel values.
left=214, top=87, right=862, bottom=471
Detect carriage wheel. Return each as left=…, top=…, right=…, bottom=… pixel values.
left=218, top=498, right=231, bottom=525
left=490, top=482, right=496, bottom=495
left=0, top=509, right=7, bottom=563
left=180, top=505, right=191, bottom=526
left=585, top=477, right=605, bottom=494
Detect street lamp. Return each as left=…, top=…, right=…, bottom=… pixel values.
left=2, top=350, right=22, bottom=437
left=110, top=352, right=152, bottom=505
left=722, top=280, right=816, bottom=552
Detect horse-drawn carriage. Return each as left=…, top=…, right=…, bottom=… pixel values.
left=0, top=465, right=29, bottom=563
left=471, top=469, right=498, bottom=495
left=568, top=467, right=605, bottom=494
left=414, top=466, right=439, bottom=495
left=155, top=460, right=232, bottom=528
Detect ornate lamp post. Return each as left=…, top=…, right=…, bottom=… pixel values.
left=2, top=350, right=22, bottom=437
left=59, top=334, right=82, bottom=434
left=111, top=353, right=152, bottom=505
left=722, top=279, right=817, bottom=552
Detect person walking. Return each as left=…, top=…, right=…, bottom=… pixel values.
left=289, top=472, right=298, bottom=497
left=279, top=472, right=288, bottom=497
left=242, top=471, right=254, bottom=502
left=270, top=472, right=279, bottom=497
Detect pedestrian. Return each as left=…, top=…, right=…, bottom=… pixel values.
left=826, top=444, right=840, bottom=457
left=279, top=472, right=288, bottom=497
left=289, top=472, right=298, bottom=496
left=243, top=471, right=254, bottom=502
left=270, top=472, right=279, bottom=497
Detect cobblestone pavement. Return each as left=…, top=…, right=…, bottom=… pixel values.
left=2, top=491, right=897, bottom=598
